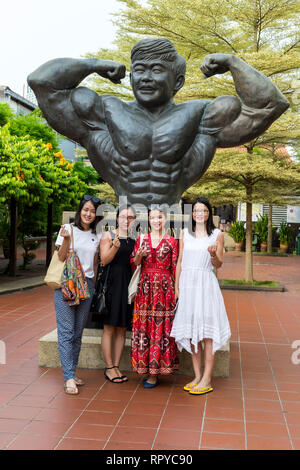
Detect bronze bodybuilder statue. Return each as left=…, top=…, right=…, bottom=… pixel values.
left=28, top=38, right=289, bottom=205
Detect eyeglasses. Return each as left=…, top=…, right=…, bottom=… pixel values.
left=83, top=195, right=101, bottom=204
left=119, top=216, right=136, bottom=220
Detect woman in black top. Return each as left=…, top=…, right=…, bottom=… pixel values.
left=100, top=204, right=136, bottom=383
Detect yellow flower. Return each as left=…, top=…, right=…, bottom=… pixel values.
left=54, top=151, right=63, bottom=158
left=46, top=143, right=53, bottom=150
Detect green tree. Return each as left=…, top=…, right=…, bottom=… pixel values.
left=0, top=103, right=15, bottom=127
left=8, top=108, right=60, bottom=151
left=0, top=126, right=90, bottom=272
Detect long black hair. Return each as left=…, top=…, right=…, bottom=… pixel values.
left=73, top=196, right=102, bottom=234
left=188, top=197, right=215, bottom=236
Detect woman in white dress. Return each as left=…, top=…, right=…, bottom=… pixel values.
left=171, top=197, right=231, bottom=395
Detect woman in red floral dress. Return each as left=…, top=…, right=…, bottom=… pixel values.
left=131, top=205, right=179, bottom=388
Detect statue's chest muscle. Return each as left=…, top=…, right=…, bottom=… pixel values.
left=103, top=99, right=202, bottom=163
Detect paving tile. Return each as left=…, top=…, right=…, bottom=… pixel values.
left=104, top=440, right=150, bottom=450
left=109, top=426, right=157, bottom=444
left=0, top=418, right=30, bottom=434
left=0, top=406, right=42, bottom=420
left=163, top=404, right=205, bottom=418
left=244, top=398, right=282, bottom=412
left=0, top=433, right=17, bottom=449
left=282, top=401, right=300, bottom=413
left=48, top=395, right=91, bottom=410
left=160, top=414, right=202, bottom=431
left=154, top=428, right=200, bottom=448
left=203, top=418, right=245, bottom=435
left=35, top=408, right=82, bottom=423
left=245, top=410, right=286, bottom=424
left=56, top=438, right=106, bottom=450
left=284, top=412, right=300, bottom=426
left=6, top=434, right=61, bottom=450
left=86, top=399, right=127, bottom=414
left=246, top=421, right=289, bottom=438
left=125, top=401, right=165, bottom=416
left=200, top=432, right=245, bottom=450
left=118, top=413, right=161, bottom=428
left=21, top=420, right=71, bottom=437
left=9, top=394, right=53, bottom=408
left=246, top=436, right=293, bottom=450
left=76, top=411, right=121, bottom=426
left=287, top=424, right=300, bottom=439
left=205, top=404, right=244, bottom=421
left=65, top=422, right=114, bottom=440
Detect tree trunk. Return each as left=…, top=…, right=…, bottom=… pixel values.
left=46, top=202, right=54, bottom=267
left=8, top=198, right=17, bottom=277
left=245, top=195, right=253, bottom=282
left=267, top=204, right=273, bottom=253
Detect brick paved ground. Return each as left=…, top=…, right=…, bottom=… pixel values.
left=0, top=252, right=299, bottom=450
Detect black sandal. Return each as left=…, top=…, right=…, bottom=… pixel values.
left=104, top=366, right=124, bottom=383
left=114, top=365, right=128, bottom=382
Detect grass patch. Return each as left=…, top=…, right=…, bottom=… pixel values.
left=221, top=279, right=279, bottom=287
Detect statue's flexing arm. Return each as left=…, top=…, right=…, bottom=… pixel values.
left=27, top=58, right=125, bottom=146
left=199, top=53, right=289, bottom=147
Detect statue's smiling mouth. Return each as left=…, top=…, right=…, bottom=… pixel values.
left=139, top=87, right=156, bottom=92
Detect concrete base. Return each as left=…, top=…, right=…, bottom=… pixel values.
left=39, top=328, right=230, bottom=378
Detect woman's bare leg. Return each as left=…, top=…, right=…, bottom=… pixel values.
left=101, top=325, right=122, bottom=381
left=185, top=341, right=202, bottom=388
left=113, top=327, right=127, bottom=379
left=195, top=338, right=214, bottom=389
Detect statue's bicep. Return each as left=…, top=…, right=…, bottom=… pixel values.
left=200, top=96, right=241, bottom=137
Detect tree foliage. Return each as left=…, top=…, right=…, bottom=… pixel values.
left=0, top=126, right=87, bottom=206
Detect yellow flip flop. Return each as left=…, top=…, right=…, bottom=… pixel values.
left=183, top=382, right=197, bottom=392
left=189, top=386, right=213, bottom=395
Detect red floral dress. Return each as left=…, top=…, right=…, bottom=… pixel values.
left=130, top=233, right=179, bottom=375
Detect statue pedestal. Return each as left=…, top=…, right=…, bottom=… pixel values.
left=38, top=328, right=230, bottom=378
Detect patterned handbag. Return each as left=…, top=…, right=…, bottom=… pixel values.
left=61, top=225, right=90, bottom=306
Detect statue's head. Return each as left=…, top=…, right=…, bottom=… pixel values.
left=130, top=38, right=186, bottom=108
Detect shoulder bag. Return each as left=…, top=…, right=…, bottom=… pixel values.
left=44, top=225, right=73, bottom=289
left=128, top=234, right=144, bottom=304
left=90, top=261, right=111, bottom=316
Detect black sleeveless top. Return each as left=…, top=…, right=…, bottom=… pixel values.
left=104, top=233, right=135, bottom=327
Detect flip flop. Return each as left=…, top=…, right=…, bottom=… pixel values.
left=189, top=386, right=213, bottom=395
left=183, top=382, right=197, bottom=392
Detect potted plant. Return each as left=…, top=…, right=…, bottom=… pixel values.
left=228, top=221, right=246, bottom=251
left=278, top=222, right=292, bottom=253
left=254, top=214, right=268, bottom=252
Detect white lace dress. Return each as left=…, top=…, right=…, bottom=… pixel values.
left=170, top=228, right=231, bottom=355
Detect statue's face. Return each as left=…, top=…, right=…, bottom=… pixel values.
left=130, top=59, right=176, bottom=108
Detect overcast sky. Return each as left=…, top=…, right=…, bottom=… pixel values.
left=1, top=0, right=121, bottom=96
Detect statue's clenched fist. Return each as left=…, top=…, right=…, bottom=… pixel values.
left=200, top=53, right=233, bottom=78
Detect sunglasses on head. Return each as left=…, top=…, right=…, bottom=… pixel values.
left=82, top=195, right=101, bottom=204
